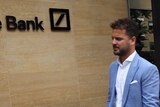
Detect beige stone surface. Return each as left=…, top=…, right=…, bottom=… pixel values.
left=0, top=0, right=127, bottom=107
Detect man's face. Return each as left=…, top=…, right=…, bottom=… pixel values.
left=112, top=29, right=133, bottom=56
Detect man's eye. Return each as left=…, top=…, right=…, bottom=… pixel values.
left=115, top=38, right=122, bottom=41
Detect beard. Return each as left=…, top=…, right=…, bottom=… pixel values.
left=113, top=44, right=130, bottom=56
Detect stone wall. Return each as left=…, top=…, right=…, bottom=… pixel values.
left=0, top=0, right=127, bottom=107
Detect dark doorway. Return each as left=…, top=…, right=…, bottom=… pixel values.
left=151, top=0, right=160, bottom=70
left=128, top=0, right=160, bottom=71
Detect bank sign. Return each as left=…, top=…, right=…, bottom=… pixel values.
left=0, top=8, right=71, bottom=31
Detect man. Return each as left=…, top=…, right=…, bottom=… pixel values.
left=107, top=18, right=160, bottom=107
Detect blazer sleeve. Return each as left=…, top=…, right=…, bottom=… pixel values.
left=106, top=65, right=112, bottom=107
left=141, top=65, right=160, bottom=107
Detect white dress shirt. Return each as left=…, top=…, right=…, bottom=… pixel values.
left=115, top=51, right=136, bottom=107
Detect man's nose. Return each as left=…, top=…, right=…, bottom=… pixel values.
left=112, top=39, right=117, bottom=45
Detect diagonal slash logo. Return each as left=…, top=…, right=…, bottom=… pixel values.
left=49, top=8, right=71, bottom=31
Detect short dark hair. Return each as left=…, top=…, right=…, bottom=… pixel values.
left=110, top=18, right=138, bottom=38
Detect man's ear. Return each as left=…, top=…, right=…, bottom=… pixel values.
left=130, top=36, right=136, bottom=45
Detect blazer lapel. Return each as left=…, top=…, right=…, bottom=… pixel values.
left=110, top=62, right=119, bottom=107
left=112, top=62, right=119, bottom=88
left=122, top=54, right=140, bottom=106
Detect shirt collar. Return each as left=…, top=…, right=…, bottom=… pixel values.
left=125, top=51, right=137, bottom=62
left=117, top=51, right=137, bottom=65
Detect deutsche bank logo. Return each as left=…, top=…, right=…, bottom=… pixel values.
left=0, top=8, right=71, bottom=32
left=49, top=8, right=71, bottom=31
